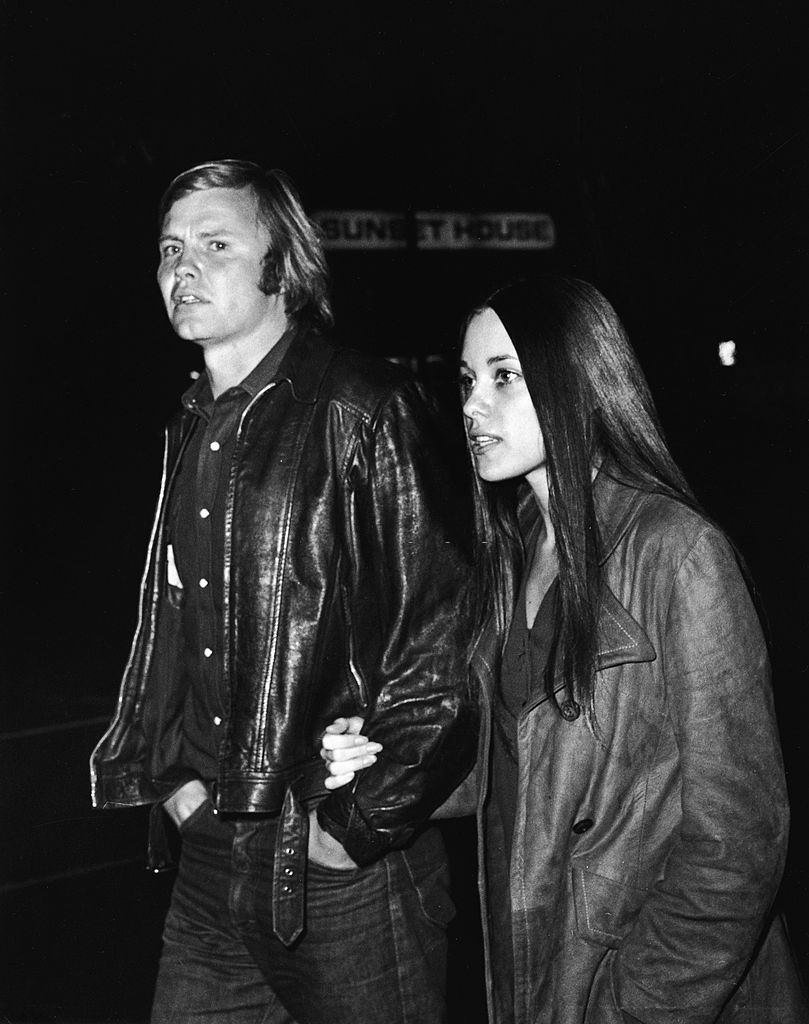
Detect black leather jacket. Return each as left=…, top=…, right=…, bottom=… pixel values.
left=91, top=329, right=477, bottom=866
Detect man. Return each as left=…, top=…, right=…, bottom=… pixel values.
left=91, top=160, right=476, bottom=1024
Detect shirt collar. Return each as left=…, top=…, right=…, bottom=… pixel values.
left=180, top=323, right=299, bottom=415
left=181, top=372, right=213, bottom=419
left=238, top=323, right=297, bottom=397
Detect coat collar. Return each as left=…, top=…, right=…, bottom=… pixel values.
left=515, top=463, right=656, bottom=568
left=592, top=467, right=657, bottom=666
left=593, top=464, right=655, bottom=567
left=470, top=584, right=655, bottom=699
left=472, top=465, right=657, bottom=694
left=597, top=586, right=655, bottom=670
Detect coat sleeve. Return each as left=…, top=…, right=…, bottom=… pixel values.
left=616, top=527, right=790, bottom=1023
left=316, top=380, right=479, bottom=865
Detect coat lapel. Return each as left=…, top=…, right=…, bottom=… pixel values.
left=596, top=586, right=656, bottom=672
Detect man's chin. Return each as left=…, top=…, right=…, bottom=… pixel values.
left=171, top=320, right=211, bottom=345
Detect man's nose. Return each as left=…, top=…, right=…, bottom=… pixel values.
left=174, top=251, right=200, bottom=279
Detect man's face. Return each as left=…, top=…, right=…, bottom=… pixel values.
left=157, top=187, right=284, bottom=349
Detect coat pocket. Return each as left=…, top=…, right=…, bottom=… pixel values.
left=572, top=866, right=648, bottom=949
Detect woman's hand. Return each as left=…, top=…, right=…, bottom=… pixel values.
left=320, top=716, right=383, bottom=790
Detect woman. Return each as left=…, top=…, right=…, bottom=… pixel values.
left=321, top=277, right=806, bottom=1023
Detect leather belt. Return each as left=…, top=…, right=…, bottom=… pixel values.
left=146, top=769, right=324, bottom=946
left=272, top=782, right=309, bottom=946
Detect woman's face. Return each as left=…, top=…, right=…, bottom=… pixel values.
left=460, top=307, right=547, bottom=488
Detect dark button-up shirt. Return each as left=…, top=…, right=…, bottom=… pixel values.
left=169, top=329, right=295, bottom=781
left=494, top=574, right=558, bottom=863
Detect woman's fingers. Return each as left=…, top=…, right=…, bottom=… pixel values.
left=322, top=734, right=382, bottom=756
left=324, top=771, right=356, bottom=790
left=324, top=745, right=382, bottom=769
left=323, top=716, right=366, bottom=735
left=322, top=743, right=380, bottom=786
left=319, top=715, right=382, bottom=783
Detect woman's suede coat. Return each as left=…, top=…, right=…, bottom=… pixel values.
left=469, top=470, right=806, bottom=1023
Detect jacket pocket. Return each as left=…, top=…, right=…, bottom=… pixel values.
left=178, top=797, right=210, bottom=833
left=572, top=866, right=648, bottom=949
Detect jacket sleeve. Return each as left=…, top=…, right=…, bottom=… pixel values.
left=316, top=380, right=479, bottom=865
left=616, top=527, right=789, bottom=1023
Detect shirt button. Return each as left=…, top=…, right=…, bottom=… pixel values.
left=199, top=508, right=210, bottom=519
left=572, top=818, right=594, bottom=835
left=199, top=578, right=208, bottom=588
left=209, top=441, right=221, bottom=451
left=213, top=716, right=222, bottom=726
left=203, top=647, right=213, bottom=658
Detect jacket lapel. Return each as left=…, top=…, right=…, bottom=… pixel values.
left=473, top=471, right=658, bottom=698
left=597, top=586, right=656, bottom=672
left=593, top=469, right=658, bottom=671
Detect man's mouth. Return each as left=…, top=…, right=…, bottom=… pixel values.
left=469, top=434, right=499, bottom=454
left=173, top=293, right=204, bottom=307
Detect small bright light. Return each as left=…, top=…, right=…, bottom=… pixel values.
left=189, top=369, right=201, bottom=380
left=718, top=341, right=736, bottom=367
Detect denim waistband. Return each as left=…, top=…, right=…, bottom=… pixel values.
left=146, top=781, right=309, bottom=947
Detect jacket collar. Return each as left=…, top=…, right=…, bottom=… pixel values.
left=471, top=464, right=657, bottom=693
left=470, top=584, right=655, bottom=699
left=593, top=464, right=654, bottom=566
left=597, top=586, right=655, bottom=669
left=273, top=325, right=336, bottom=405
left=592, top=467, right=657, bottom=666
left=176, top=323, right=335, bottom=415
left=514, top=461, right=653, bottom=568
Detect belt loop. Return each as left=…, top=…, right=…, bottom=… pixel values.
left=147, top=801, right=176, bottom=874
left=272, top=783, right=309, bottom=946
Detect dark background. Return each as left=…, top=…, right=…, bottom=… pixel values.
left=2, top=2, right=807, bottom=1021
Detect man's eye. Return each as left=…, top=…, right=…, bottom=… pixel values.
left=210, top=241, right=227, bottom=251
left=160, top=244, right=180, bottom=258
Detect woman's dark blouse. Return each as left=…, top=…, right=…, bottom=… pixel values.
left=492, top=560, right=559, bottom=868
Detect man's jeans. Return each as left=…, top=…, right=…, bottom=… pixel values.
left=150, top=800, right=454, bottom=1024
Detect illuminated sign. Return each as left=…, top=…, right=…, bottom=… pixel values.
left=313, top=210, right=556, bottom=251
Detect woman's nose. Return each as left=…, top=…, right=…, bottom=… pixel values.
left=462, top=387, right=485, bottom=422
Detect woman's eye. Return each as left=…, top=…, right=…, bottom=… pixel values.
left=495, top=369, right=520, bottom=386
left=458, top=374, right=474, bottom=397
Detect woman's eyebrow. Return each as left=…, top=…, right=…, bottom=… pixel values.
left=459, top=354, right=516, bottom=369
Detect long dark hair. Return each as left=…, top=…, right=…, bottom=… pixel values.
left=469, top=276, right=702, bottom=730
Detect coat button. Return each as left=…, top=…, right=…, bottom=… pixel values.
left=572, top=818, right=594, bottom=834
left=560, top=700, right=581, bottom=721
